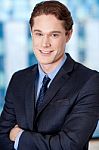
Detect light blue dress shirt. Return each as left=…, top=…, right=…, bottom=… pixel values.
left=37, top=54, right=66, bottom=100
left=14, top=54, right=67, bottom=150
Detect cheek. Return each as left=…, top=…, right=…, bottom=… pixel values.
left=55, top=40, right=66, bottom=51
left=32, top=36, right=40, bottom=48
left=60, top=39, right=66, bottom=49
left=32, top=41, right=38, bottom=55
left=32, top=39, right=38, bottom=48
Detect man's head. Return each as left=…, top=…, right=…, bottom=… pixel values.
left=29, top=1, right=73, bottom=73
left=29, top=0, right=73, bottom=31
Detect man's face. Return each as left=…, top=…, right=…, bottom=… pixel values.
left=31, top=14, right=72, bottom=68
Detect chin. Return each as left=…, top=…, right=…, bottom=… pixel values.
left=40, top=61, right=53, bottom=65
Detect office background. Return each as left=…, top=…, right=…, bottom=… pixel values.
left=0, top=0, right=99, bottom=138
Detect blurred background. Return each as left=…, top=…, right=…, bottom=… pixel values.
left=0, top=0, right=99, bottom=142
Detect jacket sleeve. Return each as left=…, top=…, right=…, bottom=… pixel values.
left=18, top=74, right=99, bottom=150
left=0, top=75, right=16, bottom=150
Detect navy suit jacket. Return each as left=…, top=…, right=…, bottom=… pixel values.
left=0, top=53, right=99, bottom=150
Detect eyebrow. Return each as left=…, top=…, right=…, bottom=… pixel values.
left=33, top=29, right=62, bottom=34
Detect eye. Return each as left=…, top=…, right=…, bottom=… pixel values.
left=35, top=32, right=43, bottom=36
left=51, top=33, right=59, bottom=38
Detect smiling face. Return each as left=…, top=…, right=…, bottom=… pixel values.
left=31, top=14, right=72, bottom=72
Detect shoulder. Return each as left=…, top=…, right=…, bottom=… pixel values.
left=75, top=61, right=99, bottom=79
left=66, top=53, right=99, bottom=91
left=66, top=53, right=99, bottom=80
left=73, top=61, right=99, bottom=98
left=75, top=61, right=99, bottom=89
left=12, top=64, right=37, bottom=78
left=9, top=64, right=38, bottom=85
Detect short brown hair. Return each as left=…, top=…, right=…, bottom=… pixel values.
left=29, top=1, right=73, bottom=31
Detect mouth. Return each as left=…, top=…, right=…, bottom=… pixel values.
left=39, top=50, right=53, bottom=54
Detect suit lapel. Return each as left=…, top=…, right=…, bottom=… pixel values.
left=36, top=53, right=75, bottom=117
left=25, top=65, right=38, bottom=130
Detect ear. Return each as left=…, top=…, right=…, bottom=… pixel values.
left=65, top=29, right=73, bottom=43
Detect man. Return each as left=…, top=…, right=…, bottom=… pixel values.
left=0, top=1, right=99, bottom=150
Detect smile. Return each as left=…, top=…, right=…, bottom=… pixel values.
left=40, top=50, right=53, bottom=54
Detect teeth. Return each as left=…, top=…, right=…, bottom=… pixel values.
left=40, top=50, right=51, bottom=54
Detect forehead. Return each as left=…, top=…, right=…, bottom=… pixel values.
left=32, top=14, right=65, bottom=32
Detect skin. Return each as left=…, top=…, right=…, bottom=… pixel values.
left=32, top=14, right=72, bottom=73
left=9, top=14, right=72, bottom=141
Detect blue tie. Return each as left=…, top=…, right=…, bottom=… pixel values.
left=36, top=75, right=50, bottom=110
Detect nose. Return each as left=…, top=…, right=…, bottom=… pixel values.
left=42, top=35, right=51, bottom=47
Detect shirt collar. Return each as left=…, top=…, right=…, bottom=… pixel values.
left=38, top=54, right=67, bottom=83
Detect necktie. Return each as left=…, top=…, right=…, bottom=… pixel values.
left=36, top=75, right=50, bottom=110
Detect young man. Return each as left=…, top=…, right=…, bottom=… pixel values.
left=0, top=1, right=99, bottom=150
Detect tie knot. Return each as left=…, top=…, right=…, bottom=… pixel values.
left=42, top=75, right=50, bottom=87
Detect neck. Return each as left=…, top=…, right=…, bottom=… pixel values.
left=39, top=56, right=65, bottom=74
left=40, top=64, right=56, bottom=74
